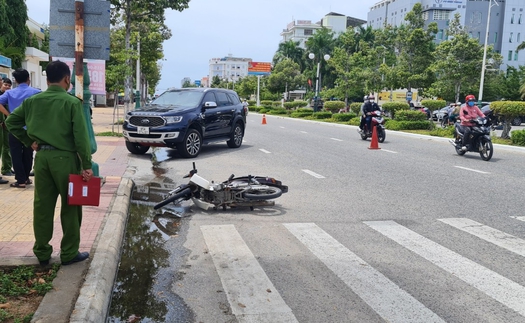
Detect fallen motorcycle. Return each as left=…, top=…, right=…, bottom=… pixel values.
left=449, top=117, right=493, bottom=161
left=154, top=163, right=288, bottom=211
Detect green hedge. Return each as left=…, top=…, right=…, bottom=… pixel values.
left=381, top=102, right=409, bottom=119
left=268, top=109, right=288, bottom=115
left=385, top=120, right=435, bottom=130
left=395, top=110, right=428, bottom=121
left=348, top=117, right=361, bottom=126
left=260, top=100, right=273, bottom=106
left=312, top=111, right=333, bottom=119
left=421, top=100, right=446, bottom=110
left=490, top=101, right=525, bottom=119
left=324, top=101, right=346, bottom=113
left=258, top=108, right=268, bottom=114
left=283, top=100, right=308, bottom=109
left=291, top=111, right=313, bottom=118
left=332, top=112, right=357, bottom=122
left=247, top=100, right=256, bottom=106
left=296, top=108, right=314, bottom=113
left=349, top=102, right=362, bottom=114
left=511, top=129, right=525, bottom=146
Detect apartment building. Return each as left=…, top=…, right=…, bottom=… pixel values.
left=367, top=0, right=524, bottom=70
left=208, top=54, right=252, bottom=85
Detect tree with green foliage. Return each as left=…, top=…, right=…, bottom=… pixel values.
left=266, top=59, right=306, bottom=95
left=305, top=27, right=336, bottom=91
left=394, top=3, right=437, bottom=93
left=1, top=0, right=30, bottom=68
left=273, top=40, right=305, bottom=71
left=110, top=0, right=190, bottom=110
left=234, top=75, right=258, bottom=99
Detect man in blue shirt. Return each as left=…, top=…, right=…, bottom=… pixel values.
left=0, top=68, right=41, bottom=187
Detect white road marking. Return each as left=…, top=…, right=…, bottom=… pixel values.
left=280, top=126, right=285, bottom=129
left=330, top=138, right=343, bottom=141
left=365, top=220, right=525, bottom=316
left=201, top=225, right=298, bottom=323
left=300, top=131, right=308, bottom=134
left=381, top=149, right=397, bottom=153
left=259, top=149, right=271, bottom=154
left=438, top=218, right=525, bottom=258
left=301, top=169, right=325, bottom=178
left=454, top=166, right=490, bottom=174
left=511, top=216, right=525, bottom=222
left=284, top=223, right=445, bottom=323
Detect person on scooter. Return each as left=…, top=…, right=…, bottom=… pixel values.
left=460, top=95, right=485, bottom=151
left=358, top=95, right=368, bottom=133
left=449, top=101, right=461, bottom=124
left=363, top=94, right=381, bottom=133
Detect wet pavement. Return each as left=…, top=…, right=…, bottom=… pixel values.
left=107, top=171, right=195, bottom=323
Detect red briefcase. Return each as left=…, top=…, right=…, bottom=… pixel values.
left=68, top=174, right=101, bottom=206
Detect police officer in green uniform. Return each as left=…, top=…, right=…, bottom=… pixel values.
left=6, top=60, right=94, bottom=266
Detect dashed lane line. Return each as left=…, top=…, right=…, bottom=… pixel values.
left=259, top=149, right=271, bottom=154
left=454, top=166, right=490, bottom=174
left=302, top=169, right=325, bottom=178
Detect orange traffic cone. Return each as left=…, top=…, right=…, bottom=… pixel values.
left=368, top=126, right=381, bottom=150
left=262, top=114, right=267, bottom=125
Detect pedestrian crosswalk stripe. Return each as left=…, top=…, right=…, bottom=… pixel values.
left=365, top=220, right=525, bottom=317
left=284, top=223, right=445, bottom=323
left=201, top=225, right=298, bottom=323
left=511, top=216, right=525, bottom=222
left=438, top=218, right=525, bottom=258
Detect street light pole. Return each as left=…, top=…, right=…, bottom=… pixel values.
left=479, top=0, right=498, bottom=102
left=308, top=53, right=330, bottom=112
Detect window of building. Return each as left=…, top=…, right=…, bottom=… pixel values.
left=508, top=50, right=513, bottom=61
left=304, top=29, right=313, bottom=36
left=519, top=14, right=522, bottom=24
left=437, top=29, right=443, bottom=40
left=422, top=12, right=429, bottom=20
left=518, top=33, right=521, bottom=43
left=510, top=32, right=513, bottom=42
left=515, top=51, right=519, bottom=61
left=494, top=32, right=498, bottom=43
left=511, top=13, right=515, bottom=24
left=433, top=10, right=450, bottom=20
left=478, top=32, right=481, bottom=40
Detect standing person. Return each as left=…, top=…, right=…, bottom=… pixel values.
left=0, top=78, right=13, bottom=183
left=459, top=94, right=485, bottom=151
left=0, top=68, right=41, bottom=188
left=6, top=61, right=93, bottom=266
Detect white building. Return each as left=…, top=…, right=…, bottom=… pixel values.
left=208, top=54, right=252, bottom=85
left=367, top=0, right=525, bottom=71
left=24, top=17, right=49, bottom=90
left=281, top=13, right=366, bottom=48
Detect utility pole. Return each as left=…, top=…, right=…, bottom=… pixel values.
left=135, top=36, right=141, bottom=108
left=74, top=0, right=84, bottom=101
left=479, top=0, right=498, bottom=102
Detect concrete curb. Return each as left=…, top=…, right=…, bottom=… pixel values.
left=68, top=177, right=134, bottom=323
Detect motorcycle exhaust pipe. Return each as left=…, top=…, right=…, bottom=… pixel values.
left=448, top=139, right=457, bottom=147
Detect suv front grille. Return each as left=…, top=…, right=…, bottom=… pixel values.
left=129, top=116, right=165, bottom=127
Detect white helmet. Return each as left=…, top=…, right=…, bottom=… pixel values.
left=363, top=95, right=369, bottom=101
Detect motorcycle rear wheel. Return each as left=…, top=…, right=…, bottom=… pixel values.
left=479, top=140, right=493, bottom=161
left=377, top=127, right=386, bottom=143
left=154, top=187, right=192, bottom=210
left=244, top=187, right=282, bottom=200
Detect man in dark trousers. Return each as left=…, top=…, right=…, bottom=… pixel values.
left=0, top=69, right=41, bottom=188
left=6, top=61, right=93, bottom=266
left=0, top=78, right=13, bottom=184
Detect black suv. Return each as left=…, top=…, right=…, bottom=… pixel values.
left=123, top=88, right=247, bottom=158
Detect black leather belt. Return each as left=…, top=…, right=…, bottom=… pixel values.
left=38, top=144, right=56, bottom=151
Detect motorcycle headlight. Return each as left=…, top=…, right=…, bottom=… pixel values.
left=165, top=116, right=183, bottom=124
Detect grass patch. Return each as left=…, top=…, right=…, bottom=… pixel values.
left=96, top=131, right=124, bottom=137
left=0, top=264, right=60, bottom=322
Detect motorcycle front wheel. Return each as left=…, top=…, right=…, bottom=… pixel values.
left=377, top=127, right=386, bottom=143
left=479, top=139, right=493, bottom=161
left=244, top=187, right=282, bottom=200
left=154, top=187, right=192, bottom=210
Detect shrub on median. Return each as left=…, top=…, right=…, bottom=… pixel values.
left=381, top=102, right=410, bottom=119
left=386, top=119, right=435, bottom=130
left=395, top=110, right=428, bottom=121
left=312, top=111, right=333, bottom=119
left=332, top=112, right=357, bottom=122
left=421, top=100, right=446, bottom=111
left=349, top=102, right=362, bottom=115
left=511, top=129, right=525, bottom=146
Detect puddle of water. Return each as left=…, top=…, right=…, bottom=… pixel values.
left=107, top=186, right=194, bottom=323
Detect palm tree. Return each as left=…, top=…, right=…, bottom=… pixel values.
left=517, top=41, right=525, bottom=51
left=305, top=27, right=337, bottom=92
left=273, top=40, right=305, bottom=71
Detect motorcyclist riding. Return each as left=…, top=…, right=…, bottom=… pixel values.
left=358, top=95, right=369, bottom=133
left=459, top=94, right=485, bottom=151
left=363, top=94, right=381, bottom=133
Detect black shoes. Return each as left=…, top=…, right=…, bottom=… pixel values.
left=0, top=177, right=7, bottom=184
left=62, top=252, right=89, bottom=265
left=39, top=259, right=50, bottom=266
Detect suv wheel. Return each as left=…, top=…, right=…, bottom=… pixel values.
left=125, top=141, right=150, bottom=155
left=227, top=122, right=244, bottom=148
left=177, top=129, right=201, bottom=158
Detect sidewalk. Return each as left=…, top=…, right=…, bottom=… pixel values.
left=0, top=106, right=134, bottom=322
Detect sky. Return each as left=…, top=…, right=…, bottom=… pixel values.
left=26, top=0, right=378, bottom=93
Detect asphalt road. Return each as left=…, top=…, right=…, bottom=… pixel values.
left=127, top=114, right=525, bottom=323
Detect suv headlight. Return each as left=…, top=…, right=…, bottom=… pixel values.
left=165, top=116, right=183, bottom=124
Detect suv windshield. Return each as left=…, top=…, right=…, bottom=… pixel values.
left=151, top=90, right=204, bottom=108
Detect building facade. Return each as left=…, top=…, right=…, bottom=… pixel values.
left=367, top=0, right=523, bottom=70
left=208, top=54, right=252, bottom=85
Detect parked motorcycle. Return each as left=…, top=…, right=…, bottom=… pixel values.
left=449, top=117, right=493, bottom=161
left=360, top=110, right=386, bottom=143
left=154, top=163, right=288, bottom=211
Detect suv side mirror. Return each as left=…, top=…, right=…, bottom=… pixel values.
left=203, top=101, right=218, bottom=109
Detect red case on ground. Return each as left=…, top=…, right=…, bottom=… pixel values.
left=68, top=174, right=101, bottom=206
